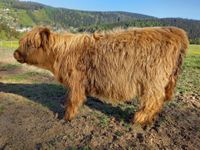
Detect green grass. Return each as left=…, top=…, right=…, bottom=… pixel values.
left=115, top=130, right=123, bottom=137
left=0, top=104, right=5, bottom=115
left=99, top=115, right=110, bottom=127
left=177, top=45, right=200, bottom=94
left=3, top=72, right=36, bottom=81
left=3, top=71, right=51, bottom=82
left=189, top=45, right=200, bottom=55
left=0, top=41, right=18, bottom=48
left=0, top=63, right=21, bottom=71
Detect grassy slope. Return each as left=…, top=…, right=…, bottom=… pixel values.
left=0, top=0, right=153, bottom=28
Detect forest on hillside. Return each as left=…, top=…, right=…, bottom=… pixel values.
left=0, top=23, right=20, bottom=40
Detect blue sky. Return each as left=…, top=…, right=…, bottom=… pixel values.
left=21, top=0, right=200, bottom=20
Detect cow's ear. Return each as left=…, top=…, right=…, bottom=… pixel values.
left=39, top=27, right=50, bottom=49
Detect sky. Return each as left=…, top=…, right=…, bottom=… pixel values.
left=21, top=0, right=200, bottom=20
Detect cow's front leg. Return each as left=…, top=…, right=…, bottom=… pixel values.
left=64, top=76, right=86, bottom=121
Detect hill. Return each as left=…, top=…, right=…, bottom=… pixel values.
left=0, top=0, right=154, bottom=28
left=0, top=0, right=200, bottom=44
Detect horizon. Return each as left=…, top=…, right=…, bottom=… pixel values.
left=20, top=0, right=200, bottom=20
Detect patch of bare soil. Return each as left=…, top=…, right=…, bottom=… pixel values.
left=0, top=82, right=200, bottom=150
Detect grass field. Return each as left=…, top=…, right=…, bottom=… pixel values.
left=0, top=44, right=200, bottom=149
left=0, top=41, right=18, bottom=49
left=177, top=44, right=200, bottom=93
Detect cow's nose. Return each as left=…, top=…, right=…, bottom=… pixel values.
left=13, top=50, right=25, bottom=63
left=13, top=50, right=20, bottom=59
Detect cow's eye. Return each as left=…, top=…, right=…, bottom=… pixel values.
left=26, top=43, right=31, bottom=48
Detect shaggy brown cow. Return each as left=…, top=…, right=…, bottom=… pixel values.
left=13, top=27, right=189, bottom=125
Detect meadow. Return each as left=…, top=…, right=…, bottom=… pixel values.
left=0, top=42, right=200, bottom=149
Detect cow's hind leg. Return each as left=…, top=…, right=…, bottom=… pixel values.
left=165, top=75, right=178, bottom=101
left=133, top=88, right=165, bottom=125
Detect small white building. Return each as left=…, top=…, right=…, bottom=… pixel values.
left=16, top=27, right=32, bottom=32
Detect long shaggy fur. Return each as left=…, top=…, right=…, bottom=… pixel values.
left=14, top=26, right=189, bottom=125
